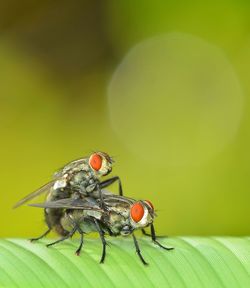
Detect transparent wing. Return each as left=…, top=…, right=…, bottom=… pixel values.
left=13, top=180, right=56, bottom=208
left=29, top=197, right=102, bottom=211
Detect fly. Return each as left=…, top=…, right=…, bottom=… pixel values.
left=14, top=152, right=123, bottom=238
left=30, top=191, right=174, bottom=265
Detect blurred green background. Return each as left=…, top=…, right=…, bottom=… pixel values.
left=1, top=0, right=250, bottom=237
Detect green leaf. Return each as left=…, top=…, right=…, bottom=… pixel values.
left=0, top=237, right=250, bottom=288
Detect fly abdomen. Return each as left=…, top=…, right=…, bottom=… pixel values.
left=45, top=208, right=69, bottom=236
left=45, top=187, right=71, bottom=236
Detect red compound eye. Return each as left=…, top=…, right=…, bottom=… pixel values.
left=130, top=202, right=144, bottom=223
left=89, top=153, right=102, bottom=171
left=145, top=200, right=154, bottom=210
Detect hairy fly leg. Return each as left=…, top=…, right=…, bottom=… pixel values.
left=30, top=228, right=51, bottom=242
left=132, top=233, right=148, bottom=265
left=150, top=224, right=173, bottom=250
left=100, top=176, right=123, bottom=196
left=46, top=225, right=77, bottom=248
left=93, top=218, right=107, bottom=263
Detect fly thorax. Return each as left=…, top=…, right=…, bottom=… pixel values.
left=108, top=211, right=129, bottom=235
left=110, top=206, right=130, bottom=218
left=85, top=210, right=102, bottom=220
left=70, top=171, right=87, bottom=184
left=69, top=170, right=98, bottom=196
left=62, top=161, right=89, bottom=175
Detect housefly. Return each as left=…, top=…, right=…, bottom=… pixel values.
left=14, top=152, right=123, bottom=239
left=30, top=191, right=174, bottom=265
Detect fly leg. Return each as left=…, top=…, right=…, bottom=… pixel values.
left=100, top=176, right=123, bottom=196
left=30, top=228, right=51, bottom=242
left=141, top=228, right=166, bottom=238
left=65, top=212, right=85, bottom=256
left=93, top=218, right=107, bottom=263
left=132, top=233, right=148, bottom=265
left=96, top=184, right=105, bottom=210
left=75, top=231, right=84, bottom=256
left=150, top=224, right=173, bottom=250
left=46, top=225, right=77, bottom=248
left=141, top=228, right=151, bottom=237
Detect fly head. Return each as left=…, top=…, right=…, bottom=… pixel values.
left=129, top=200, right=155, bottom=230
left=88, top=152, right=113, bottom=177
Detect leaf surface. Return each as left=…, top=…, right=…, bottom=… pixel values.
left=0, top=237, right=249, bottom=288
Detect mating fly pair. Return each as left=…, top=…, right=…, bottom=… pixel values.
left=14, top=151, right=173, bottom=265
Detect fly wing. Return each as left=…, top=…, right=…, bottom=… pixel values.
left=29, top=197, right=102, bottom=211
left=13, top=180, right=56, bottom=208
left=102, top=193, right=135, bottom=206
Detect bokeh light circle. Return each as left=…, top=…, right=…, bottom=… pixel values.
left=108, top=33, right=243, bottom=166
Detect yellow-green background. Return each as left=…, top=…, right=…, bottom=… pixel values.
left=1, top=0, right=250, bottom=237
